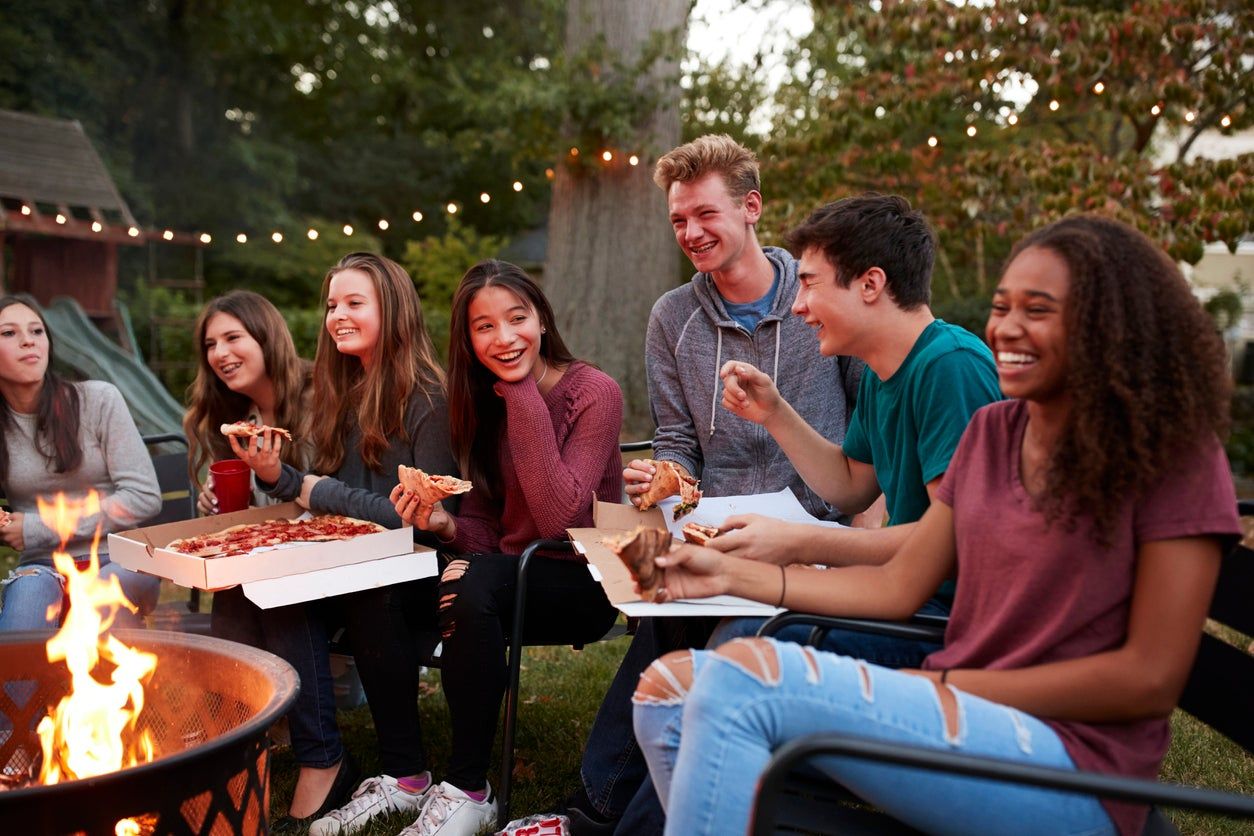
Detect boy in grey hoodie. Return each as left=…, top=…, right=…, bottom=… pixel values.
left=557, top=136, right=862, bottom=836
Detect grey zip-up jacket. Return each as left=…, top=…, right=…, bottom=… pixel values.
left=644, top=246, right=863, bottom=521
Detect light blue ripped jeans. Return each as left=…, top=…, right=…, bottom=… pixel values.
left=633, top=638, right=1115, bottom=836
left=0, top=561, right=160, bottom=632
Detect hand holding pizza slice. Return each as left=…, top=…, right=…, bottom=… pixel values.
left=220, top=421, right=293, bottom=442
left=396, top=465, right=473, bottom=506
left=636, top=459, right=703, bottom=520
left=603, top=525, right=673, bottom=600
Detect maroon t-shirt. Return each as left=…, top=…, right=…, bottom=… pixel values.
left=928, top=399, right=1239, bottom=835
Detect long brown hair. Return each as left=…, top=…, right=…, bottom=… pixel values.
left=447, top=260, right=576, bottom=502
left=1007, top=215, right=1230, bottom=541
left=183, top=291, right=311, bottom=488
left=0, top=294, right=82, bottom=486
left=311, top=252, right=445, bottom=473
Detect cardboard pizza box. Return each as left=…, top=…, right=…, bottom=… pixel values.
left=108, top=501, right=424, bottom=591
left=570, top=499, right=783, bottom=617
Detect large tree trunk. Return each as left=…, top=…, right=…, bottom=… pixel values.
left=544, top=0, right=689, bottom=438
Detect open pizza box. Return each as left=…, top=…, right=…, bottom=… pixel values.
left=568, top=498, right=784, bottom=618
left=109, top=501, right=435, bottom=608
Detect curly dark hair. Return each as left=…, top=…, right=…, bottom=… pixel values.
left=1008, top=215, right=1231, bottom=542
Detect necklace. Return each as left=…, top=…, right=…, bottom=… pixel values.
left=536, top=358, right=551, bottom=389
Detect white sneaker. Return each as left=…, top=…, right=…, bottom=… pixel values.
left=308, top=773, right=431, bottom=836
left=400, top=781, right=498, bottom=836
left=493, top=813, right=571, bottom=835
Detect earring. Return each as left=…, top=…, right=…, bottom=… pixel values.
left=541, top=327, right=547, bottom=334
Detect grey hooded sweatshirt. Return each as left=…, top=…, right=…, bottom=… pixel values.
left=644, top=246, right=863, bottom=521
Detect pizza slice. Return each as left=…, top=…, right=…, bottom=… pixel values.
left=397, top=464, right=473, bottom=505
left=603, top=525, right=672, bottom=599
left=681, top=521, right=720, bottom=546
left=220, top=421, right=294, bottom=442
left=636, top=460, right=703, bottom=520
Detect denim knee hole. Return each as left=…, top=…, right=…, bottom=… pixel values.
left=855, top=661, right=874, bottom=703
left=1006, top=707, right=1034, bottom=755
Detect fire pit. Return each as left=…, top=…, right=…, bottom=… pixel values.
left=0, top=629, right=298, bottom=835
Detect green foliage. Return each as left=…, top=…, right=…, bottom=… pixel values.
left=401, top=218, right=508, bottom=360
left=1204, top=288, right=1245, bottom=333
left=741, top=0, right=1254, bottom=303
left=1226, top=385, right=1254, bottom=477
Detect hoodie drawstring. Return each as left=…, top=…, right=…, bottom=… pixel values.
left=773, top=320, right=781, bottom=381
left=709, top=328, right=723, bottom=437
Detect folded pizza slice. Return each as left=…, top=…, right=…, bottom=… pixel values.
left=681, top=521, right=719, bottom=546
left=603, top=525, right=672, bottom=599
left=397, top=464, right=474, bottom=506
left=636, top=459, right=703, bottom=520
left=220, top=421, right=294, bottom=442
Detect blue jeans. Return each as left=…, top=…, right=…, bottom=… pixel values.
left=634, top=639, right=1114, bottom=836
left=0, top=560, right=160, bottom=632
left=578, top=600, right=948, bottom=835
left=708, top=595, right=951, bottom=666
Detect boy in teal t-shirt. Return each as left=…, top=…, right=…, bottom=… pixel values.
left=700, top=193, right=1001, bottom=662
left=842, top=319, right=1001, bottom=528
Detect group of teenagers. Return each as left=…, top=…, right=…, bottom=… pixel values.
left=0, top=133, right=1239, bottom=836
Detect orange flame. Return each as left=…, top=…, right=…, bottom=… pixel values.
left=33, top=492, right=158, bottom=786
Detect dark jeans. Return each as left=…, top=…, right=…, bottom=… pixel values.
left=211, top=577, right=438, bottom=775
left=580, top=598, right=951, bottom=836
left=577, top=617, right=718, bottom=836
left=439, top=553, right=618, bottom=791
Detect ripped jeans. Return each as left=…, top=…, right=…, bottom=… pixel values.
left=0, top=561, right=160, bottom=632
left=633, top=639, right=1114, bottom=836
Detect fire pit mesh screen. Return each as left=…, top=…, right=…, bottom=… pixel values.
left=0, top=629, right=298, bottom=835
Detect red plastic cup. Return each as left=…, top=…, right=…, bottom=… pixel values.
left=209, top=459, right=252, bottom=513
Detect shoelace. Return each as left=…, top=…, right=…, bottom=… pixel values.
left=325, top=777, right=395, bottom=823
left=400, top=788, right=457, bottom=834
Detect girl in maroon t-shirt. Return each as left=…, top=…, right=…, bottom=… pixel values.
left=390, top=260, right=622, bottom=836
left=631, top=215, right=1238, bottom=836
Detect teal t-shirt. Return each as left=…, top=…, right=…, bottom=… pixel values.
left=842, top=319, right=1001, bottom=528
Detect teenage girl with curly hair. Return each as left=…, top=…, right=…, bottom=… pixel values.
left=632, top=215, right=1238, bottom=836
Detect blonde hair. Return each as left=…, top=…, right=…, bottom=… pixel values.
left=652, top=134, right=760, bottom=202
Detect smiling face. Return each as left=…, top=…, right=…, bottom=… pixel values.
left=987, top=245, right=1071, bottom=403
left=203, top=312, right=267, bottom=397
left=0, top=303, right=50, bottom=390
left=667, top=172, right=760, bottom=276
left=326, top=267, right=383, bottom=368
left=467, top=284, right=546, bottom=384
left=791, top=247, right=861, bottom=356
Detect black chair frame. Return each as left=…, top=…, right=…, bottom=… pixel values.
left=749, top=506, right=1254, bottom=835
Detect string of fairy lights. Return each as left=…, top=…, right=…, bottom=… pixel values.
left=13, top=86, right=1236, bottom=246
left=13, top=146, right=647, bottom=247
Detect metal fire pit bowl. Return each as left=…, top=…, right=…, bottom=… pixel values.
left=0, top=629, right=298, bottom=835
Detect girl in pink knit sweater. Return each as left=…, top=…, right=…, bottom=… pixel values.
left=391, top=260, right=622, bottom=836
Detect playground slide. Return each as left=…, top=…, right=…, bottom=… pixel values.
left=42, top=297, right=185, bottom=439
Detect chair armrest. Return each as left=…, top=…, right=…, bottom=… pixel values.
left=756, top=611, right=947, bottom=645
left=619, top=439, right=653, bottom=454
left=751, top=732, right=1254, bottom=835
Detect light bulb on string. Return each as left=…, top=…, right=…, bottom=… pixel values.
left=1185, top=111, right=1195, bottom=123
left=378, top=219, right=389, bottom=230
left=1007, top=113, right=1019, bottom=126
left=128, top=226, right=140, bottom=238
left=412, top=211, right=424, bottom=222
left=447, top=202, right=458, bottom=214
left=307, top=229, right=319, bottom=240
left=966, top=126, right=977, bottom=137
left=56, top=213, right=67, bottom=224
left=343, top=224, right=354, bottom=236
left=629, top=155, right=639, bottom=167
left=162, top=229, right=174, bottom=240
left=91, top=221, right=103, bottom=232
left=480, top=193, right=491, bottom=204
left=271, top=231, right=283, bottom=243
left=1049, top=99, right=1060, bottom=111
left=199, top=233, right=212, bottom=244
left=512, top=181, right=523, bottom=192
left=927, top=136, right=938, bottom=147
left=236, top=233, right=247, bottom=243
left=1092, top=81, right=1105, bottom=95
left=20, top=204, right=31, bottom=215
left=1221, top=114, right=1232, bottom=128
left=601, top=150, right=613, bottom=162
left=1151, top=104, right=1161, bottom=116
